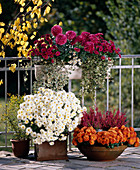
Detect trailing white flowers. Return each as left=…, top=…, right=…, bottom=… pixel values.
left=17, top=87, right=86, bottom=145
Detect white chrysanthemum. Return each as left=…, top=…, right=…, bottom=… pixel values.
left=17, top=114, right=22, bottom=120
left=68, top=125, right=73, bottom=132
left=37, top=133, right=42, bottom=138
left=49, top=141, right=54, bottom=146
left=72, top=120, right=77, bottom=128
left=41, top=111, right=47, bottom=117
left=59, top=116, right=64, bottom=121
left=44, top=92, right=49, bottom=97
left=28, top=114, right=33, bottom=121
left=26, top=127, right=32, bottom=134
left=54, top=131, right=59, bottom=136
left=34, top=113, right=38, bottom=119
left=18, top=123, right=22, bottom=127
left=36, top=137, right=42, bottom=145
left=31, top=132, right=37, bottom=138
left=34, top=98, right=40, bottom=104
left=37, top=121, right=42, bottom=128
left=20, top=102, right=26, bottom=108
left=60, top=136, right=67, bottom=141
left=71, top=111, right=76, bottom=118
left=83, top=106, right=87, bottom=111
left=18, top=88, right=85, bottom=145
left=21, top=125, right=25, bottom=130
left=22, top=115, right=27, bottom=121
left=25, top=119, right=29, bottom=124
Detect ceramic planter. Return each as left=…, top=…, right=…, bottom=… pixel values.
left=34, top=64, right=82, bottom=80
left=10, top=139, right=30, bottom=158
left=78, top=145, right=127, bottom=161
left=34, top=140, right=68, bottom=161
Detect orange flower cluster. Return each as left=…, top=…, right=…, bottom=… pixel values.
left=72, top=126, right=97, bottom=146
left=97, top=125, right=139, bottom=147
left=120, top=125, right=139, bottom=147
left=97, top=127, right=122, bottom=146
left=72, top=125, right=139, bottom=147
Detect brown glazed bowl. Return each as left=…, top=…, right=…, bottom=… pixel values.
left=78, top=145, right=127, bottom=161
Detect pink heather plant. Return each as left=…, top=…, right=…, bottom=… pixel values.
left=80, top=107, right=128, bottom=130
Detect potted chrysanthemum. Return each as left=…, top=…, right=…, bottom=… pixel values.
left=17, top=87, right=86, bottom=161
left=72, top=107, right=139, bottom=161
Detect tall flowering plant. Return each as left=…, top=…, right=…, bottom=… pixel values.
left=28, top=25, right=122, bottom=98
left=17, top=87, right=86, bottom=145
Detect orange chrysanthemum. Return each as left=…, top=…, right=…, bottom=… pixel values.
left=89, top=139, right=95, bottom=145
left=128, top=137, right=135, bottom=145
left=78, top=137, right=83, bottom=143
left=83, top=135, right=89, bottom=142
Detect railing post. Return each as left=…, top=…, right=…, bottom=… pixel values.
left=107, top=74, right=109, bottom=111
left=119, top=58, right=122, bottom=113
left=68, top=79, right=72, bottom=151
left=5, top=59, right=7, bottom=148
left=30, top=60, right=33, bottom=94
left=131, top=57, right=134, bottom=127
left=18, top=60, right=20, bottom=96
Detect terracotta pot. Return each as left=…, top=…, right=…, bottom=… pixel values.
left=10, top=139, right=30, bottom=158
left=78, top=145, right=127, bottom=161
left=35, top=140, right=68, bottom=161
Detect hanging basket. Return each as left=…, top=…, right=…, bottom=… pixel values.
left=34, top=140, right=68, bottom=161
left=34, top=64, right=82, bottom=81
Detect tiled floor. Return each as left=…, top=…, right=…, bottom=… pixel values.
left=0, top=147, right=140, bottom=169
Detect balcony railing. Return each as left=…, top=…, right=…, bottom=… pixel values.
left=0, top=55, right=140, bottom=149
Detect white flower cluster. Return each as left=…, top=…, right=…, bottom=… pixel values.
left=17, top=88, right=86, bottom=145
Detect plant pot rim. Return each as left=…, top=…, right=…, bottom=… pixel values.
left=10, top=138, right=30, bottom=142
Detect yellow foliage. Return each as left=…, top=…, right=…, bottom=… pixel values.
left=0, top=3, right=2, bottom=14
left=45, top=18, right=48, bottom=22
left=9, top=64, right=17, bottom=73
left=26, top=6, right=32, bottom=12
left=20, top=7, right=24, bottom=13
left=43, top=6, right=51, bottom=16
left=33, top=22, right=38, bottom=29
left=0, top=28, right=5, bottom=33
left=40, top=17, right=45, bottom=23
left=30, top=35, right=35, bottom=40
left=59, top=21, right=63, bottom=26
left=0, top=22, right=5, bottom=26
left=0, top=51, right=5, bottom=58
left=0, top=79, right=3, bottom=86
left=0, top=0, right=53, bottom=59
left=37, top=0, right=43, bottom=6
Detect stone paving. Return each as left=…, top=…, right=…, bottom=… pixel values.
left=0, top=147, right=140, bottom=170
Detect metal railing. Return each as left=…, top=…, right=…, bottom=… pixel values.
left=0, top=55, right=140, bottom=148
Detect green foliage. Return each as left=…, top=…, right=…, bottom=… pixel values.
left=97, top=0, right=140, bottom=54
left=52, top=0, right=108, bottom=34
left=0, top=95, right=28, bottom=140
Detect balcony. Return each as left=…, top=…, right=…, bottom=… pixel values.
left=0, top=54, right=140, bottom=149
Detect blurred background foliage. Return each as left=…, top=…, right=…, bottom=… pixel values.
left=0, top=0, right=140, bottom=129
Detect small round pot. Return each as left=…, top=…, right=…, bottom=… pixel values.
left=10, top=139, right=30, bottom=158
left=78, top=145, right=127, bottom=161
